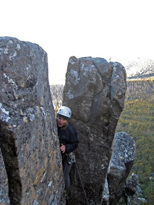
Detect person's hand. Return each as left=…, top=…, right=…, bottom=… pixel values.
left=60, top=143, right=66, bottom=153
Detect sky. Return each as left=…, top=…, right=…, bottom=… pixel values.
left=1, top=0, right=154, bottom=84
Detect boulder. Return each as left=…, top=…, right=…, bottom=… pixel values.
left=125, top=173, right=147, bottom=205
left=0, top=37, right=64, bottom=205
left=63, top=56, right=127, bottom=204
left=105, top=132, right=136, bottom=204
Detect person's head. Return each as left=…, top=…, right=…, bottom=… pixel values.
left=57, top=106, right=71, bottom=128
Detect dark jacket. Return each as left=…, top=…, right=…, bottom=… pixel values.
left=58, top=123, right=79, bottom=154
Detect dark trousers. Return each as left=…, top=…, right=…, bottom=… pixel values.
left=62, top=157, right=72, bottom=190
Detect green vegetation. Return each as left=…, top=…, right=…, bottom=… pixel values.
left=116, top=79, right=154, bottom=204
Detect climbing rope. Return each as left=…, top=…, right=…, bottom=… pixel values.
left=75, top=162, right=89, bottom=205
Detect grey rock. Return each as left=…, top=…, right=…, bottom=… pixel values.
left=106, top=132, right=136, bottom=204
left=0, top=37, right=64, bottom=205
left=125, top=173, right=147, bottom=205
left=0, top=149, right=10, bottom=204
left=63, top=56, right=127, bottom=204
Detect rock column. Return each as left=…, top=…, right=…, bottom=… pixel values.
left=63, top=56, right=127, bottom=204
left=0, top=37, right=64, bottom=205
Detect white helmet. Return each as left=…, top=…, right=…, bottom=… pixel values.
left=57, top=106, right=71, bottom=118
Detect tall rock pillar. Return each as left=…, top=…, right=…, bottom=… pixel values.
left=0, top=37, right=64, bottom=204
left=63, top=56, right=127, bottom=204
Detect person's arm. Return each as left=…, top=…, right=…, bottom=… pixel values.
left=65, top=140, right=78, bottom=153
left=65, top=127, right=79, bottom=153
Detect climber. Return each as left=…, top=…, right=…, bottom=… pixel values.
left=56, top=106, right=79, bottom=190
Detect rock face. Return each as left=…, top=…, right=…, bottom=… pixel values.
left=125, top=173, right=147, bottom=205
left=126, top=79, right=154, bottom=101
left=0, top=37, right=64, bottom=205
left=63, top=56, right=127, bottom=204
left=0, top=149, right=10, bottom=204
left=105, top=132, right=136, bottom=204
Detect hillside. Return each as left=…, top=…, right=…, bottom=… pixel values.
left=126, top=77, right=154, bottom=100
left=116, top=76, right=154, bottom=204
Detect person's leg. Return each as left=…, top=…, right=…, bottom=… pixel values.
left=63, top=158, right=72, bottom=190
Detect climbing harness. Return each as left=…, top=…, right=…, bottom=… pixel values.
left=75, top=162, right=89, bottom=205
left=65, top=152, right=76, bottom=164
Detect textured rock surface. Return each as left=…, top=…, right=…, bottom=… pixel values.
left=63, top=56, right=127, bottom=204
left=0, top=149, right=10, bottom=204
left=0, top=37, right=64, bottom=204
left=125, top=173, right=147, bottom=205
left=105, top=132, right=136, bottom=204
